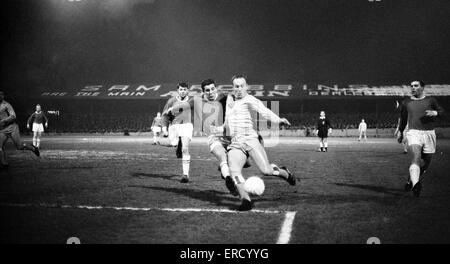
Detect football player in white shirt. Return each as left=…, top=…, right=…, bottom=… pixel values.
left=151, top=112, right=163, bottom=145
left=358, top=119, right=367, bottom=142
left=221, top=74, right=296, bottom=211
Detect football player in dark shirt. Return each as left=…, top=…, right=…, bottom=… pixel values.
left=316, top=111, right=332, bottom=152
left=397, top=80, right=445, bottom=197
left=159, top=82, right=193, bottom=183
left=27, top=104, right=48, bottom=149
left=0, top=91, right=40, bottom=169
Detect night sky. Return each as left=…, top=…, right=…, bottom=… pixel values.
left=2, top=0, right=450, bottom=95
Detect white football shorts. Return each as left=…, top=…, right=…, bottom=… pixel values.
left=227, top=135, right=261, bottom=156
left=406, top=129, right=436, bottom=154
left=152, top=126, right=162, bottom=133
left=208, top=135, right=231, bottom=152
left=168, top=123, right=193, bottom=146
left=32, top=123, right=44, bottom=133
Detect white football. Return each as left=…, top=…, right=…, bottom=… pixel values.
left=244, top=176, right=265, bottom=196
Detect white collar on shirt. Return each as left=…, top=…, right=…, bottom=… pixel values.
left=176, top=95, right=189, bottom=102
left=410, top=95, right=426, bottom=101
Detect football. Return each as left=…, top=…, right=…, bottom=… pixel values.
left=244, top=176, right=265, bottom=196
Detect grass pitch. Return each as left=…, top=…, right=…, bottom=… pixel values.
left=1, top=136, right=450, bottom=244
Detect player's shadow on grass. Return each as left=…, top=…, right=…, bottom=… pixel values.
left=333, top=182, right=404, bottom=196
left=130, top=172, right=180, bottom=182
left=129, top=185, right=243, bottom=210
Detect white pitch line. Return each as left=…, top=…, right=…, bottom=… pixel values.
left=276, top=211, right=297, bottom=244
left=0, top=202, right=281, bottom=214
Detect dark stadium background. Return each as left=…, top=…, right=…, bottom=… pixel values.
left=2, top=0, right=449, bottom=132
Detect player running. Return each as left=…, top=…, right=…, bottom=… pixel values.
left=397, top=80, right=444, bottom=197
left=151, top=112, right=163, bottom=145
left=159, top=82, right=193, bottom=183
left=26, top=104, right=48, bottom=149
left=223, top=74, right=296, bottom=211
left=0, top=91, right=40, bottom=169
left=192, top=79, right=238, bottom=194
left=316, top=111, right=332, bottom=152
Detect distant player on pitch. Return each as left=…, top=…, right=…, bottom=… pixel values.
left=151, top=112, right=163, bottom=145
left=397, top=80, right=444, bottom=197
left=316, top=111, right=332, bottom=152
left=27, top=104, right=48, bottom=149
left=358, top=119, right=367, bottom=142
left=0, top=91, right=40, bottom=169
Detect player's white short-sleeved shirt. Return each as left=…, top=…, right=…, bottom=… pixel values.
left=359, top=122, right=367, bottom=131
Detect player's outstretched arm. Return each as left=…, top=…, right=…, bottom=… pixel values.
left=279, top=118, right=291, bottom=126
left=250, top=96, right=284, bottom=124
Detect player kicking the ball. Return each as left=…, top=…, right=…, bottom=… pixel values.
left=159, top=82, right=193, bottom=183
left=397, top=80, right=444, bottom=197
left=222, top=74, right=296, bottom=211
left=195, top=79, right=264, bottom=196
left=0, top=91, right=40, bottom=169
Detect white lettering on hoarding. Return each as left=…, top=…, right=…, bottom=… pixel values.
left=135, top=85, right=161, bottom=91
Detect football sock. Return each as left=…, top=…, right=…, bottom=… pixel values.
left=236, top=182, right=251, bottom=201
left=409, top=164, right=420, bottom=186
left=324, top=142, right=328, bottom=148
left=182, top=155, right=190, bottom=176
left=36, top=139, right=40, bottom=148
left=219, top=161, right=230, bottom=178
left=33, top=138, right=37, bottom=147
left=233, top=175, right=245, bottom=184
